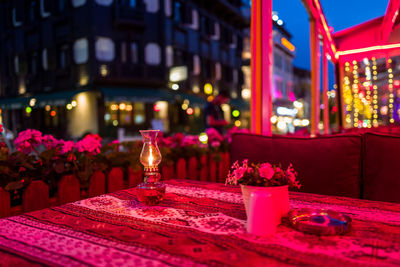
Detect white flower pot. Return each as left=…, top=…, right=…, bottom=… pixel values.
left=241, top=184, right=289, bottom=226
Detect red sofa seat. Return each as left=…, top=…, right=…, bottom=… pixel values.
left=231, top=133, right=362, bottom=198
left=363, top=133, right=400, bottom=203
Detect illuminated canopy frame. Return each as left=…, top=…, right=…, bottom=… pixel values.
left=251, top=0, right=400, bottom=135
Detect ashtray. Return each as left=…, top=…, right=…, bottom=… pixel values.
left=288, top=208, right=352, bottom=235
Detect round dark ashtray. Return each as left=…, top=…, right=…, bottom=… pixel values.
left=288, top=208, right=352, bottom=235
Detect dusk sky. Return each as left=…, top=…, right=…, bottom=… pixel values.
left=272, top=0, right=388, bottom=73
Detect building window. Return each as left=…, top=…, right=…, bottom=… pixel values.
left=12, top=8, right=23, bottom=27
left=145, top=43, right=161, bottom=65
left=58, top=0, right=66, bottom=12
left=164, top=0, right=172, bottom=17
left=72, top=0, right=87, bottom=7
left=40, top=0, right=51, bottom=17
left=30, top=52, right=38, bottom=75
left=95, top=0, right=113, bottom=6
left=166, top=46, right=173, bottom=67
left=173, top=49, right=184, bottom=66
left=193, top=55, right=200, bottom=75
left=215, top=63, right=221, bottom=80
left=42, top=49, right=48, bottom=70
left=144, top=0, right=159, bottom=13
left=173, top=1, right=182, bottom=23
left=131, top=42, right=139, bottom=64
left=121, top=42, right=127, bottom=63
left=14, top=56, right=20, bottom=74
left=73, top=38, right=89, bottom=64
left=29, top=1, right=38, bottom=22
left=95, top=37, right=115, bottom=62
left=58, top=45, right=70, bottom=69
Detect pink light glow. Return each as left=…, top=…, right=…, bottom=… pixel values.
left=289, top=92, right=296, bottom=102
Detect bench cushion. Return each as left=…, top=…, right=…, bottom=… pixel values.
left=231, top=133, right=362, bottom=198
left=363, top=133, right=400, bottom=203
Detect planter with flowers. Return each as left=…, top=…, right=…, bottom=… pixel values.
left=226, top=160, right=301, bottom=224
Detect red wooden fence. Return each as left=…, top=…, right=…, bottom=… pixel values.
left=0, top=155, right=232, bottom=218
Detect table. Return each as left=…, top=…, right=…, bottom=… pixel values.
left=1, top=179, right=400, bottom=266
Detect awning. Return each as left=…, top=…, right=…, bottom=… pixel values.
left=0, top=90, right=85, bottom=110
left=101, top=87, right=207, bottom=107
left=230, top=98, right=250, bottom=109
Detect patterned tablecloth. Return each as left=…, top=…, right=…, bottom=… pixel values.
left=1, top=179, right=400, bottom=267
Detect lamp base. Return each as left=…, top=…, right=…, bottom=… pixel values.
left=136, top=181, right=166, bottom=205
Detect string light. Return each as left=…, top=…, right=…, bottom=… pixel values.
left=352, top=60, right=359, bottom=128
left=371, top=58, right=379, bottom=127
left=388, top=58, right=394, bottom=123
left=364, top=59, right=372, bottom=128
left=343, top=62, right=353, bottom=126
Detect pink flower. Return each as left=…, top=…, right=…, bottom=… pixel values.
left=60, top=140, right=75, bottom=154
left=233, top=166, right=247, bottom=179
left=211, top=141, right=221, bottom=147
left=205, top=128, right=223, bottom=142
left=42, top=135, right=59, bottom=150
left=286, top=164, right=297, bottom=183
left=181, top=136, right=199, bottom=147
left=14, top=129, right=43, bottom=154
left=75, top=135, right=101, bottom=155
left=259, top=163, right=275, bottom=180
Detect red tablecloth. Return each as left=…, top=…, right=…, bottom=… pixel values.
left=1, top=179, right=400, bottom=266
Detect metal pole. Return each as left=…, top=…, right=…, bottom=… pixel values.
left=322, top=44, right=329, bottom=134
left=310, top=18, right=321, bottom=136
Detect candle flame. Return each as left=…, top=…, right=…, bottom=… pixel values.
left=149, top=147, right=153, bottom=166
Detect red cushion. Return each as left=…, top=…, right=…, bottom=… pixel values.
left=231, top=133, right=362, bottom=198
left=363, top=133, right=400, bottom=203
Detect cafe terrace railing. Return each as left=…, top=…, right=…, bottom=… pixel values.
left=0, top=128, right=237, bottom=218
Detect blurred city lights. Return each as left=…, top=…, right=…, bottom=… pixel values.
left=199, top=132, right=208, bottom=144
left=66, top=104, right=73, bottom=110
left=232, top=110, right=240, bottom=117
left=26, top=107, right=32, bottom=113
left=71, top=100, right=77, bottom=107
left=171, top=83, right=179, bottom=90
left=29, top=98, right=36, bottom=107
left=234, top=120, right=241, bottom=127
left=50, top=110, right=56, bottom=117
left=186, top=108, right=194, bottom=115
left=204, top=83, right=213, bottom=95
left=119, top=103, right=126, bottom=110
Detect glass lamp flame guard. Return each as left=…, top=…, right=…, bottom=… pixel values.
left=136, top=130, right=166, bottom=205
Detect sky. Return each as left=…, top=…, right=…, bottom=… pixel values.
left=272, top=0, right=388, bottom=70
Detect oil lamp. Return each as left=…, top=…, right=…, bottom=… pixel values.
left=136, top=130, right=166, bottom=205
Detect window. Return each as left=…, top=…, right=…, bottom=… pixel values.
left=164, top=0, right=172, bottom=17
left=30, top=52, right=38, bottom=75
left=215, top=63, right=221, bottom=80
left=173, top=49, right=184, bottom=66
left=58, top=0, right=66, bottom=12
left=14, top=56, right=20, bottom=74
left=121, top=42, right=127, bottom=63
left=193, top=55, right=200, bottom=75
left=95, top=0, right=113, bottom=6
left=166, top=46, right=173, bottom=67
left=95, top=37, right=115, bottom=62
left=145, top=43, right=161, bottom=65
left=29, top=1, right=38, bottom=22
left=72, top=0, right=87, bottom=7
left=12, top=8, right=22, bottom=27
left=144, top=0, right=159, bottom=13
left=274, top=52, right=283, bottom=70
left=73, top=38, right=89, bottom=64
left=58, top=45, right=69, bottom=69
left=42, top=49, right=48, bottom=70
left=131, top=42, right=139, bottom=64
left=173, top=1, right=182, bottom=23
left=40, top=0, right=51, bottom=17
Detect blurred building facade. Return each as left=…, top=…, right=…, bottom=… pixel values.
left=0, top=0, right=249, bottom=138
